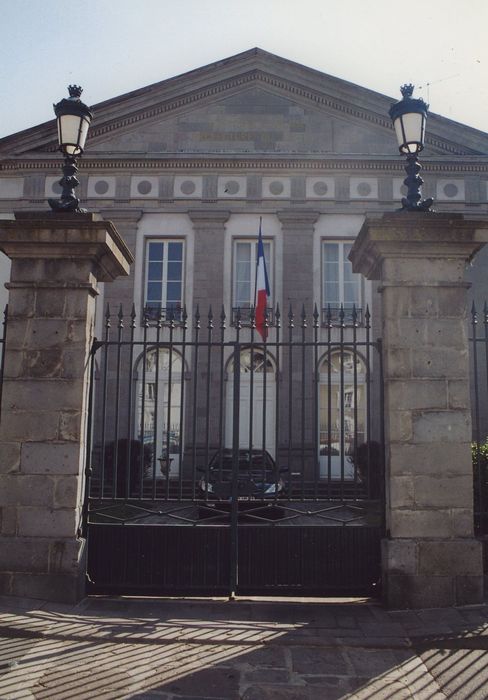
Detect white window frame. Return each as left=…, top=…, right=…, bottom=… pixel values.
left=144, top=238, right=185, bottom=320
left=321, top=240, right=362, bottom=324
left=232, top=238, right=273, bottom=314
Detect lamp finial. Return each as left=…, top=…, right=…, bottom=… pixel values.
left=67, top=85, right=83, bottom=99
left=400, top=84, right=415, bottom=98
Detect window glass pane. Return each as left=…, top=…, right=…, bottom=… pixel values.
left=166, top=281, right=181, bottom=303
left=324, top=261, right=339, bottom=282
left=147, top=282, right=161, bottom=302
left=236, top=242, right=251, bottom=264
left=344, top=282, right=359, bottom=304
left=168, top=242, right=183, bottom=261
left=323, top=243, right=339, bottom=263
left=148, top=242, right=164, bottom=260
left=167, top=261, right=182, bottom=281
left=235, top=281, right=251, bottom=307
left=324, top=281, right=339, bottom=304
left=148, top=261, right=163, bottom=281
left=236, top=260, right=251, bottom=281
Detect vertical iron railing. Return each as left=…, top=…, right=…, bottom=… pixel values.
left=85, top=302, right=383, bottom=508
left=470, top=302, right=488, bottom=536
left=0, top=305, right=8, bottom=424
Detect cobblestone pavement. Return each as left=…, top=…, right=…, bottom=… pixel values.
left=0, top=596, right=487, bottom=699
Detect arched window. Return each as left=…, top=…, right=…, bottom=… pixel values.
left=136, top=347, right=183, bottom=478
left=225, top=348, right=276, bottom=456
left=318, top=350, right=366, bottom=479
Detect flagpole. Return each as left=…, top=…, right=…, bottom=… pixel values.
left=253, top=216, right=262, bottom=313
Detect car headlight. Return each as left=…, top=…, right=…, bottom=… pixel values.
left=200, top=480, right=213, bottom=494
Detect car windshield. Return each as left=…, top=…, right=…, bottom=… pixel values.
left=209, top=450, right=274, bottom=470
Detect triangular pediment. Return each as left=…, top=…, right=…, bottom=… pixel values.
left=1, top=48, right=488, bottom=159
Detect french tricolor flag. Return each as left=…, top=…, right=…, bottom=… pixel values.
left=255, top=219, right=270, bottom=340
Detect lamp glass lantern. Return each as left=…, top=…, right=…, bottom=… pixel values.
left=48, top=85, right=93, bottom=213
left=389, top=84, right=434, bottom=211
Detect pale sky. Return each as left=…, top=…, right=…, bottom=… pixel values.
left=0, top=0, right=487, bottom=139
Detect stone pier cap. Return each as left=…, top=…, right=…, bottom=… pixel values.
left=349, top=212, right=488, bottom=280
left=0, top=212, right=133, bottom=281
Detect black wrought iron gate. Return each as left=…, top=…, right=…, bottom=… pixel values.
left=84, top=304, right=384, bottom=597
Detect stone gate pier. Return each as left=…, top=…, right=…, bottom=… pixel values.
left=350, top=212, right=488, bottom=608
left=0, top=212, right=132, bottom=602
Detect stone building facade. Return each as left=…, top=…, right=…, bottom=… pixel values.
left=1, top=47, right=488, bottom=469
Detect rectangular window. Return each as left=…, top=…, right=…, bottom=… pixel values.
left=145, top=239, right=184, bottom=321
left=322, top=241, right=361, bottom=324
left=233, top=239, right=272, bottom=323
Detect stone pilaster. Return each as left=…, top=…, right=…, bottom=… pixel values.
left=0, top=211, right=133, bottom=603
left=350, top=212, right=488, bottom=608
left=99, top=209, right=142, bottom=316
left=277, top=210, right=319, bottom=308
left=189, top=210, right=230, bottom=313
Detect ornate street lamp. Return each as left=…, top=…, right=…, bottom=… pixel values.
left=48, top=85, right=93, bottom=213
left=389, top=84, right=434, bottom=211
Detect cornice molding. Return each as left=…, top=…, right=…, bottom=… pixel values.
left=2, top=156, right=488, bottom=175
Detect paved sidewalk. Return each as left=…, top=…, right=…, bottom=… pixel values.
left=0, top=596, right=487, bottom=699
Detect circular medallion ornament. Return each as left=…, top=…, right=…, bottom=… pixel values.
left=224, top=180, right=240, bottom=195
left=269, top=181, right=284, bottom=196
left=443, top=183, right=459, bottom=198
left=137, top=180, right=153, bottom=195
left=180, top=180, right=196, bottom=195
left=356, top=182, right=372, bottom=197
left=313, top=181, right=328, bottom=196
left=94, top=180, right=109, bottom=195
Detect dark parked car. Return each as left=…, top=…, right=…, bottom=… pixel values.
left=198, top=448, right=287, bottom=500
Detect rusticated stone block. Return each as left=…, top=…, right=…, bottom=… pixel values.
left=386, top=573, right=455, bottom=609
left=381, top=288, right=410, bottom=319
left=10, top=571, right=85, bottom=604
left=35, top=288, right=67, bottom=317
left=389, top=509, right=451, bottom=538
left=412, top=410, right=471, bottom=443
left=2, top=380, right=86, bottom=412
left=22, top=347, right=64, bottom=378
left=426, top=319, right=467, bottom=348
left=0, top=506, right=17, bottom=535
left=409, top=288, right=438, bottom=318
left=455, top=575, right=484, bottom=605
left=0, top=474, right=56, bottom=507
left=381, top=538, right=417, bottom=575
left=388, top=318, right=428, bottom=347
left=389, top=475, right=414, bottom=508
left=388, top=380, right=447, bottom=411
left=7, top=288, right=36, bottom=318
left=418, top=539, right=483, bottom=576
left=413, top=475, right=473, bottom=509
left=388, top=410, right=412, bottom=442
left=49, top=538, right=86, bottom=575
left=21, top=442, right=83, bottom=475
left=384, top=348, right=411, bottom=378
left=412, top=348, right=469, bottom=379
left=58, top=411, right=84, bottom=441
left=0, top=411, right=59, bottom=442
left=54, top=476, right=82, bottom=508
left=0, top=537, right=50, bottom=573
left=437, top=288, right=468, bottom=317
left=0, top=442, right=20, bottom=473
left=389, top=442, right=472, bottom=476
left=449, top=508, right=475, bottom=537
left=17, top=506, right=79, bottom=538
left=382, top=257, right=466, bottom=285
left=447, top=380, right=471, bottom=409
